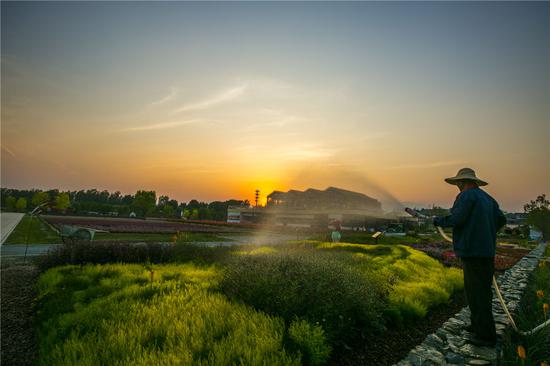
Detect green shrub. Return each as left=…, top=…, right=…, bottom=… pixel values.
left=171, top=243, right=234, bottom=264
left=35, top=241, right=174, bottom=271
left=35, top=264, right=300, bottom=366
left=287, top=318, right=331, bottom=366
left=221, top=250, right=388, bottom=345
left=299, top=241, right=464, bottom=326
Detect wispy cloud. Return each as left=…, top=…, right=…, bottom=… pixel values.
left=278, top=144, right=335, bottom=160
left=232, top=143, right=334, bottom=161
left=1, top=145, right=16, bottom=158
left=387, top=161, right=463, bottom=169
left=124, top=119, right=201, bottom=132
left=150, top=87, right=179, bottom=107
left=173, top=84, right=247, bottom=113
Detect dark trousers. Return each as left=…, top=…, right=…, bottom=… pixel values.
left=461, top=257, right=497, bottom=342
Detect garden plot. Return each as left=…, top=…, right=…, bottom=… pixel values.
left=34, top=242, right=464, bottom=365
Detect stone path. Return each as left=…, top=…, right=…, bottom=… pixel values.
left=0, top=213, right=25, bottom=244
left=395, top=243, right=547, bottom=366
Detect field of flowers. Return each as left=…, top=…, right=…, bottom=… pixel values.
left=42, top=215, right=245, bottom=233
left=34, top=241, right=463, bottom=365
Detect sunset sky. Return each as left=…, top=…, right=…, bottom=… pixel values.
left=1, top=2, right=549, bottom=212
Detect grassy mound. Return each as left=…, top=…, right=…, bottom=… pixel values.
left=35, top=264, right=304, bottom=366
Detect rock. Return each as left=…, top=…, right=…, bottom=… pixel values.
left=467, top=360, right=492, bottom=365
left=459, top=344, right=497, bottom=361
left=445, top=351, right=465, bottom=364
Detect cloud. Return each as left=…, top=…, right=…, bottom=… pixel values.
left=150, top=87, right=179, bottom=107
left=277, top=144, right=335, bottom=160
left=173, top=84, right=247, bottom=113
left=387, top=160, right=464, bottom=169
left=1, top=145, right=16, bottom=158
left=124, top=119, right=201, bottom=132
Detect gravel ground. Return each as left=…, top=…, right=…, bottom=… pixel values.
left=1, top=257, right=39, bottom=366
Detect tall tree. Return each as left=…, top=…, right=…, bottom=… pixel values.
left=15, top=197, right=27, bottom=212
left=54, top=193, right=71, bottom=211
left=132, top=190, right=156, bottom=217
left=5, top=196, right=16, bottom=211
left=31, top=191, right=50, bottom=207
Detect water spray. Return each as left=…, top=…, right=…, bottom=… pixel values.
left=405, top=207, right=550, bottom=336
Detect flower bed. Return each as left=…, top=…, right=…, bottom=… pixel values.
left=42, top=215, right=244, bottom=234
left=410, top=242, right=530, bottom=271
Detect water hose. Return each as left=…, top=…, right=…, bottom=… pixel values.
left=405, top=208, right=550, bottom=336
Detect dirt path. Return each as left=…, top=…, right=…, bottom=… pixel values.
left=1, top=257, right=39, bottom=366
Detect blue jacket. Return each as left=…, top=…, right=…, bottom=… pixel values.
left=433, top=187, right=506, bottom=257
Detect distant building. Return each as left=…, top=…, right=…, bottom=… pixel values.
left=227, top=187, right=387, bottom=229
left=266, top=187, right=381, bottom=212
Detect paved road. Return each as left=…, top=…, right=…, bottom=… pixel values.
left=1, top=244, right=61, bottom=257
left=1, top=213, right=25, bottom=244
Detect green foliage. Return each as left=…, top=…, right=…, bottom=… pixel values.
left=287, top=318, right=331, bottom=366
left=221, top=249, right=388, bottom=345
left=132, top=190, right=157, bottom=217
left=35, top=264, right=300, bottom=366
left=501, top=244, right=550, bottom=365
left=524, top=194, right=550, bottom=240
left=54, top=193, right=71, bottom=211
left=35, top=241, right=173, bottom=271
left=4, top=215, right=60, bottom=244
left=34, top=241, right=465, bottom=365
left=5, top=195, right=16, bottom=211
left=298, top=241, right=464, bottom=325
left=15, top=197, right=27, bottom=212
left=32, top=191, right=50, bottom=207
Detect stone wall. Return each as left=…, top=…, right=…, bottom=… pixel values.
left=394, top=243, right=547, bottom=366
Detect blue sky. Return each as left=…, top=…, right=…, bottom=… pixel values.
left=2, top=1, right=549, bottom=211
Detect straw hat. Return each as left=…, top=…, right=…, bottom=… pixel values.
left=444, top=167, right=488, bottom=186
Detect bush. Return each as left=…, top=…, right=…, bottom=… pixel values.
left=221, top=250, right=388, bottom=345
left=303, top=242, right=464, bottom=326
left=35, top=264, right=301, bottom=366
left=35, top=241, right=173, bottom=271
left=286, top=318, right=331, bottom=366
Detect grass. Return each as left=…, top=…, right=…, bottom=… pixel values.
left=35, top=264, right=304, bottom=366
left=34, top=240, right=464, bottom=365
left=4, top=215, right=60, bottom=244
left=94, top=232, right=228, bottom=242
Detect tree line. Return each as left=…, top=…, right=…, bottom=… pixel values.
left=0, top=188, right=250, bottom=221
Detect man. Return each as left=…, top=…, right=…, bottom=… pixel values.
left=433, top=168, right=506, bottom=347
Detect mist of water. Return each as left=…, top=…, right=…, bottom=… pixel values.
left=248, top=163, right=408, bottom=245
